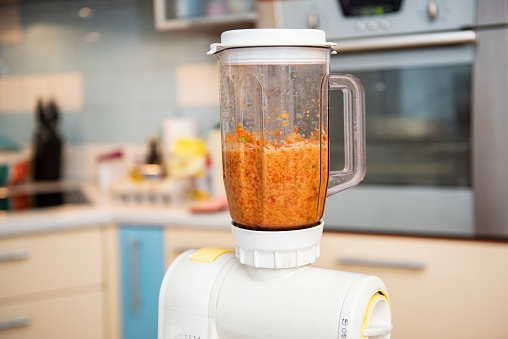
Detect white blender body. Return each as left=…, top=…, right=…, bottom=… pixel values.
left=159, top=246, right=392, bottom=339
left=158, top=29, right=393, bottom=339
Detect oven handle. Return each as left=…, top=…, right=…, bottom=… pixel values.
left=333, top=30, right=477, bottom=53
left=337, top=256, right=427, bottom=270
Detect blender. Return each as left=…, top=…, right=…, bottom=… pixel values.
left=158, top=29, right=392, bottom=339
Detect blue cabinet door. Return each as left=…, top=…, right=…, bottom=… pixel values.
left=119, top=226, right=164, bottom=339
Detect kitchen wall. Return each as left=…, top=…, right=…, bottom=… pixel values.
left=0, top=0, right=221, bottom=177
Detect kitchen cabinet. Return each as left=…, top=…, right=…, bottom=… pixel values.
left=119, top=226, right=164, bottom=339
left=164, top=227, right=235, bottom=265
left=153, top=0, right=256, bottom=32
left=0, top=220, right=232, bottom=339
left=0, top=227, right=105, bottom=339
left=3, top=219, right=506, bottom=339
left=0, top=293, right=103, bottom=339
left=315, top=232, right=508, bottom=339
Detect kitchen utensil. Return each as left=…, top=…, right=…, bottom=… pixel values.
left=33, top=99, right=62, bottom=181
left=211, top=29, right=365, bottom=231
left=158, top=29, right=392, bottom=339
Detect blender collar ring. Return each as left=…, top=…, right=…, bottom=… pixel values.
left=230, top=221, right=324, bottom=269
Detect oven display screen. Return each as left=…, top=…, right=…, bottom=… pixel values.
left=339, top=0, right=403, bottom=17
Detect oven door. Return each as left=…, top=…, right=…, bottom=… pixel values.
left=324, top=41, right=475, bottom=236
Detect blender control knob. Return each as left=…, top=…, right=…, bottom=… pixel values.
left=362, top=290, right=392, bottom=338
left=428, top=1, right=438, bottom=20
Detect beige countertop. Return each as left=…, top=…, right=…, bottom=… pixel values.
left=0, top=182, right=487, bottom=240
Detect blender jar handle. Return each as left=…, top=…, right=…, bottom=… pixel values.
left=327, top=74, right=366, bottom=197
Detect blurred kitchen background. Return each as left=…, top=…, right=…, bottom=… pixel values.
left=1, top=1, right=508, bottom=339
left=0, top=0, right=238, bottom=182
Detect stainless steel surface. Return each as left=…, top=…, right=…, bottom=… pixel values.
left=0, top=248, right=28, bottom=263
left=473, top=27, right=508, bottom=236
left=323, top=186, right=474, bottom=236
left=333, top=30, right=476, bottom=53
left=0, top=182, right=89, bottom=212
left=276, top=0, right=508, bottom=238
left=476, top=0, right=508, bottom=26
left=277, top=0, right=475, bottom=39
left=338, top=256, right=426, bottom=270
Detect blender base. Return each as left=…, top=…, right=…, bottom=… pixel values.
left=158, top=247, right=393, bottom=339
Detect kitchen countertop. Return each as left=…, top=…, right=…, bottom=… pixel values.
left=2, top=182, right=507, bottom=242
left=0, top=183, right=232, bottom=238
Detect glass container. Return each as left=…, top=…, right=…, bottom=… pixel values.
left=209, top=29, right=366, bottom=230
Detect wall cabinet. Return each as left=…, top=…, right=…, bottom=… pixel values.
left=119, top=226, right=164, bottom=339
left=153, top=0, right=257, bottom=32
left=315, top=232, right=508, bottom=339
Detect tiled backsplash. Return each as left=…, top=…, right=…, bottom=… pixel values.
left=0, top=0, right=221, bottom=148
left=176, top=63, right=219, bottom=107
left=0, top=72, right=83, bottom=112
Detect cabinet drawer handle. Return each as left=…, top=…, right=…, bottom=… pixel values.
left=338, top=256, right=426, bottom=270
left=0, top=315, right=30, bottom=331
left=129, top=239, right=141, bottom=312
left=0, top=248, right=29, bottom=263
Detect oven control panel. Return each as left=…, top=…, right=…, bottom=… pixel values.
left=277, top=0, right=476, bottom=40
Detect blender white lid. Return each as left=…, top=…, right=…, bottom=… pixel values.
left=208, top=29, right=337, bottom=55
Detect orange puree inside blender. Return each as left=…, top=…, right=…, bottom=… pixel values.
left=223, top=125, right=328, bottom=230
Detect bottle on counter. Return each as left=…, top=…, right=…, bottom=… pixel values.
left=142, top=135, right=163, bottom=180
left=146, top=135, right=162, bottom=165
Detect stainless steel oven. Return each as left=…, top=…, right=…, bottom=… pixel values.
left=273, top=0, right=508, bottom=238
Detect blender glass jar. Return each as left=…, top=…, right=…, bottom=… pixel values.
left=209, top=29, right=365, bottom=231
